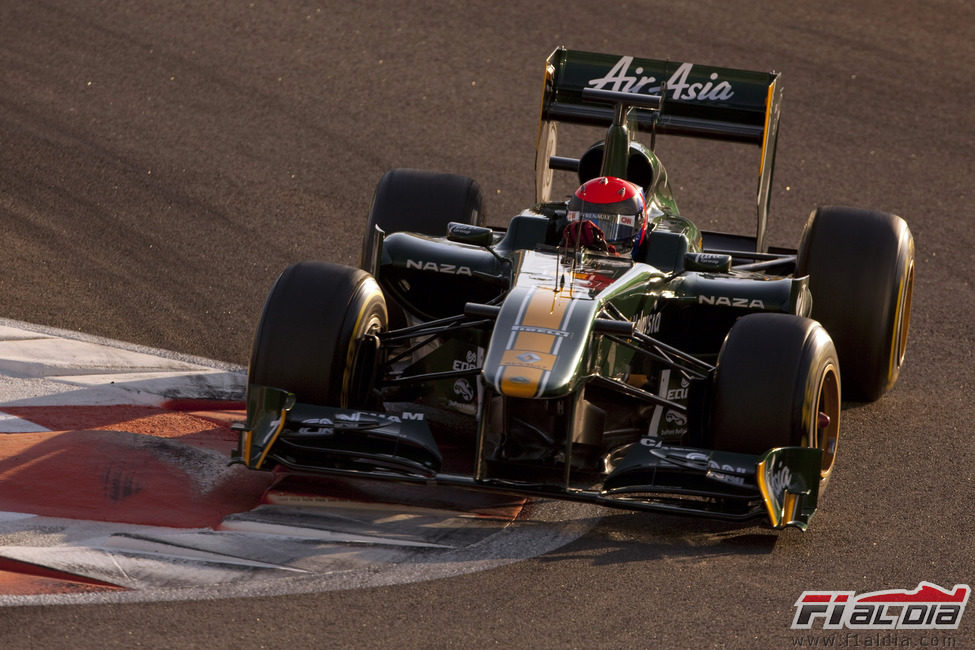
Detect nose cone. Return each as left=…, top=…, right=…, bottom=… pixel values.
left=483, top=286, right=596, bottom=399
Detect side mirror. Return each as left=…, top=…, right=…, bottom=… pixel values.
left=447, top=222, right=494, bottom=247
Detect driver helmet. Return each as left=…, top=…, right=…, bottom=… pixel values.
left=566, top=177, right=647, bottom=257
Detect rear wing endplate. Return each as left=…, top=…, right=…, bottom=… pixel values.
left=536, top=47, right=782, bottom=252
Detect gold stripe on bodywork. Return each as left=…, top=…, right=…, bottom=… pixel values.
left=755, top=458, right=781, bottom=528
left=513, top=331, right=557, bottom=353
left=241, top=428, right=253, bottom=466
left=522, top=287, right=571, bottom=329
left=254, top=411, right=289, bottom=469
left=782, top=491, right=800, bottom=525
left=497, top=288, right=573, bottom=397
left=759, top=79, right=775, bottom=176
left=500, top=366, right=546, bottom=398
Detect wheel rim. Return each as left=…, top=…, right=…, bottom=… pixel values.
left=816, top=363, right=841, bottom=478
left=895, top=261, right=914, bottom=369
left=341, top=302, right=386, bottom=408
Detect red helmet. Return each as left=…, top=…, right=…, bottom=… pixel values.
left=566, top=177, right=647, bottom=257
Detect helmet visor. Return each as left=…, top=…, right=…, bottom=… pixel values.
left=567, top=210, right=637, bottom=249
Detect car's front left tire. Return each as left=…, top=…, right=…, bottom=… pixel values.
left=796, top=206, right=914, bottom=402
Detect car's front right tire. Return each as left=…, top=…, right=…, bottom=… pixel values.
left=709, top=313, right=840, bottom=480
left=248, top=261, right=387, bottom=409
left=360, top=168, right=484, bottom=270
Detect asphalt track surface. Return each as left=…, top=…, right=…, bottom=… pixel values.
left=1, top=1, right=973, bottom=647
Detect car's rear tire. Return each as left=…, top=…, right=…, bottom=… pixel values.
left=360, top=168, right=484, bottom=270
left=796, top=206, right=914, bottom=402
left=710, top=313, right=840, bottom=480
left=248, top=261, right=387, bottom=408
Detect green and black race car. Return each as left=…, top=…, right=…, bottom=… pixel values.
left=232, top=48, right=914, bottom=530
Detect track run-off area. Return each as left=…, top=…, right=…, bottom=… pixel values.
left=0, top=320, right=600, bottom=604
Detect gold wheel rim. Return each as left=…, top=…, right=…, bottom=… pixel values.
left=816, top=363, right=841, bottom=479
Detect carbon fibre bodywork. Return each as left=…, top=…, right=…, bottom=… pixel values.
left=230, top=48, right=901, bottom=531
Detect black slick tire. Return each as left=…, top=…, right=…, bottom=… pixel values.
left=360, top=168, right=484, bottom=270
left=795, top=206, right=914, bottom=402
left=710, top=313, right=841, bottom=480
left=248, top=261, right=387, bottom=408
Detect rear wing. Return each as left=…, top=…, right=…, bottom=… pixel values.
left=536, top=47, right=782, bottom=252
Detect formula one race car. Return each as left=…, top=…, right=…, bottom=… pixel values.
left=232, top=48, right=914, bottom=530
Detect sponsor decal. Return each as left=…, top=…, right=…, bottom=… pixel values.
left=657, top=408, right=686, bottom=441
left=664, top=410, right=686, bottom=426
left=499, top=349, right=556, bottom=371
left=448, top=350, right=482, bottom=413
left=686, top=451, right=750, bottom=479
left=666, top=377, right=690, bottom=401
left=452, top=350, right=479, bottom=371
left=588, top=57, right=735, bottom=101
left=635, top=311, right=662, bottom=335
left=452, top=348, right=484, bottom=372
left=704, top=469, right=746, bottom=487
left=510, top=325, right=571, bottom=337
left=405, top=259, right=473, bottom=276
left=697, top=295, right=766, bottom=308
left=792, top=583, right=970, bottom=630
left=448, top=223, right=479, bottom=235
left=297, top=410, right=424, bottom=434
left=631, top=442, right=751, bottom=487
left=695, top=253, right=727, bottom=265
left=685, top=253, right=732, bottom=271
left=453, top=378, right=475, bottom=402
left=765, top=458, right=792, bottom=501
left=645, top=370, right=691, bottom=439
left=567, top=211, right=635, bottom=228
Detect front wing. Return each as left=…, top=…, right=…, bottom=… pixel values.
left=231, top=386, right=823, bottom=531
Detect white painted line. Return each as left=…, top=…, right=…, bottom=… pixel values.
left=219, top=519, right=456, bottom=549
left=0, top=412, right=50, bottom=433
left=0, top=320, right=245, bottom=408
